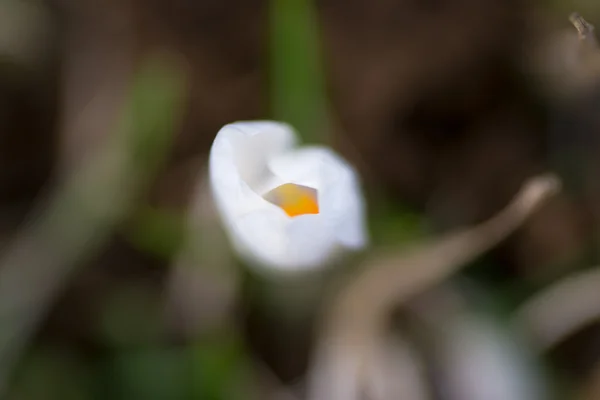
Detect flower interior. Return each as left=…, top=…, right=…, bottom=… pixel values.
left=263, top=183, right=319, bottom=217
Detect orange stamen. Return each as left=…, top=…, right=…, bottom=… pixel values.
left=263, top=183, right=319, bottom=217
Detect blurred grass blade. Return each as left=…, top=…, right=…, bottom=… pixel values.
left=0, top=54, right=186, bottom=396
left=270, top=0, right=330, bottom=142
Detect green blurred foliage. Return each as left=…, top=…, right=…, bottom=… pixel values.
left=98, top=284, right=164, bottom=348
left=368, top=199, right=429, bottom=248
left=127, top=207, right=187, bottom=259
left=4, top=55, right=187, bottom=398
left=191, top=334, right=253, bottom=400
left=270, top=0, right=330, bottom=143
left=9, top=348, right=92, bottom=400
left=102, top=348, right=192, bottom=400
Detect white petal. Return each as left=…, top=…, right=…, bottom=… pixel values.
left=267, top=146, right=368, bottom=249
left=234, top=211, right=338, bottom=270
left=209, top=120, right=296, bottom=220
left=208, top=121, right=369, bottom=273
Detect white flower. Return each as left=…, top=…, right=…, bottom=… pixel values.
left=208, top=121, right=368, bottom=273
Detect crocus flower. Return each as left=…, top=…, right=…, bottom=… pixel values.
left=208, top=121, right=368, bottom=273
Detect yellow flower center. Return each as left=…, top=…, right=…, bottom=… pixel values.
left=263, top=183, right=319, bottom=217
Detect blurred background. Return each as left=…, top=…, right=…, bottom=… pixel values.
left=2, top=0, right=600, bottom=398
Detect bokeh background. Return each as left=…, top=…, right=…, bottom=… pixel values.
left=2, top=0, right=600, bottom=399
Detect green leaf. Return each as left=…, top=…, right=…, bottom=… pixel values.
left=270, top=0, right=330, bottom=142
left=127, top=207, right=187, bottom=258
